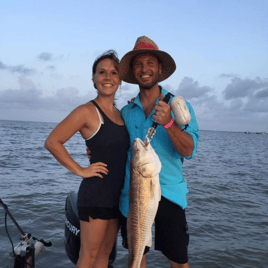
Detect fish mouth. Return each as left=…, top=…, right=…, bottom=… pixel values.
left=136, top=161, right=151, bottom=167
left=132, top=139, right=145, bottom=150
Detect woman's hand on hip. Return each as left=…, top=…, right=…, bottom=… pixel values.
left=80, top=162, right=108, bottom=179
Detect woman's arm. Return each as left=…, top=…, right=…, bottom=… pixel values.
left=44, top=104, right=108, bottom=178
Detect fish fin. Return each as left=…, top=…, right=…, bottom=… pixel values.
left=151, top=179, right=156, bottom=200
left=145, top=231, right=152, bottom=247
left=158, top=184, right=161, bottom=201
left=151, top=178, right=161, bottom=202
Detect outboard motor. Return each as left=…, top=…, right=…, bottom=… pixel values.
left=64, top=191, right=117, bottom=267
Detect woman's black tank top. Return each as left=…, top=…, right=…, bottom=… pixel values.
left=77, top=100, right=129, bottom=208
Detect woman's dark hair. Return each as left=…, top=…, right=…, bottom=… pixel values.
left=92, top=50, right=120, bottom=75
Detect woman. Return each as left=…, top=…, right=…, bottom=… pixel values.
left=45, top=50, right=129, bottom=268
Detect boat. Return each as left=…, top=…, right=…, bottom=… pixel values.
left=65, top=191, right=117, bottom=267
left=245, top=131, right=250, bottom=134
left=256, top=132, right=266, bottom=135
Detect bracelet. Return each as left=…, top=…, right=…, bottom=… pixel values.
left=164, top=119, right=174, bottom=129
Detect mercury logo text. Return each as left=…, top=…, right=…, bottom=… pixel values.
left=65, top=218, right=80, bottom=236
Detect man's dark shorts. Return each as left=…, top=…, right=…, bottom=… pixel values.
left=120, top=196, right=189, bottom=264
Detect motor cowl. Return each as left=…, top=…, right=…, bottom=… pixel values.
left=64, top=191, right=117, bottom=267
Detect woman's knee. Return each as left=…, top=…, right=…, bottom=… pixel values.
left=79, top=247, right=99, bottom=265
left=98, top=242, right=114, bottom=258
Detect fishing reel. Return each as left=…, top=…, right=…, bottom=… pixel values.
left=0, top=199, right=52, bottom=268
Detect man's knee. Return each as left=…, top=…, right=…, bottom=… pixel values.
left=169, top=260, right=189, bottom=268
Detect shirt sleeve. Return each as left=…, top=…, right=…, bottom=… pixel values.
left=184, top=101, right=200, bottom=160
left=120, top=105, right=128, bottom=121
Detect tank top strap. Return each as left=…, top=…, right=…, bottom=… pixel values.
left=91, top=100, right=108, bottom=121
left=94, top=106, right=104, bottom=124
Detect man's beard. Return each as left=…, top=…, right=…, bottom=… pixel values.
left=137, top=74, right=159, bottom=90
left=139, top=80, right=158, bottom=90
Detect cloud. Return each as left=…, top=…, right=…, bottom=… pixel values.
left=163, top=75, right=268, bottom=132
left=229, top=99, right=244, bottom=111
left=0, top=76, right=97, bottom=113
left=219, top=73, right=236, bottom=79
left=221, top=76, right=268, bottom=113
left=0, top=75, right=267, bottom=132
left=9, top=65, right=35, bottom=75
left=0, top=61, right=8, bottom=69
left=174, top=77, right=213, bottom=100
left=18, top=76, right=38, bottom=91
left=0, top=60, right=36, bottom=75
left=37, top=52, right=64, bottom=62
left=47, top=65, right=55, bottom=70
left=255, top=88, right=268, bottom=98
left=36, top=53, right=63, bottom=72
left=223, top=76, right=267, bottom=100
left=38, top=52, right=52, bottom=61
left=0, top=88, right=42, bottom=109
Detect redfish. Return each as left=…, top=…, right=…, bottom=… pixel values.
left=127, top=138, right=161, bottom=268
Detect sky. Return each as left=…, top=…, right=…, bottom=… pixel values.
left=0, top=0, right=267, bottom=132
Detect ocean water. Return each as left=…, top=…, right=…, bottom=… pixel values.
left=0, top=119, right=267, bottom=268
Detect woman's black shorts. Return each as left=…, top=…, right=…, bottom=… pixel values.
left=78, top=206, right=121, bottom=222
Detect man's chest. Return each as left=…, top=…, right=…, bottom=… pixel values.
left=143, top=103, right=156, bottom=118
left=124, top=109, right=153, bottom=142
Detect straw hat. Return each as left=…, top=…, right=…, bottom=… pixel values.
left=119, top=36, right=176, bottom=84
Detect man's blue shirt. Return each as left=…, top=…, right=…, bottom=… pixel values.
left=119, top=87, right=200, bottom=218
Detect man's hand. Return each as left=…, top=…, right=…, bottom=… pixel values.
left=86, top=147, right=91, bottom=161
left=154, top=94, right=194, bottom=157
left=153, top=93, right=173, bottom=126
left=127, top=97, right=135, bottom=104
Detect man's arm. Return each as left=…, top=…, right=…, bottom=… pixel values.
left=164, top=122, right=194, bottom=157
left=153, top=94, right=194, bottom=157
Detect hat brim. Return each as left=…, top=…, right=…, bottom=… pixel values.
left=119, top=49, right=176, bottom=84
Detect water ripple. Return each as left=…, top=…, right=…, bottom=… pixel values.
left=1, top=122, right=268, bottom=267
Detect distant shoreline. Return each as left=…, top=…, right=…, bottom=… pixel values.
left=0, top=119, right=267, bottom=134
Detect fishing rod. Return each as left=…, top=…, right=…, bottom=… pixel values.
left=0, top=198, right=52, bottom=268
left=0, top=199, right=25, bottom=235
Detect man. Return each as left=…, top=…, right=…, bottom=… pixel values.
left=119, top=36, right=200, bottom=268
